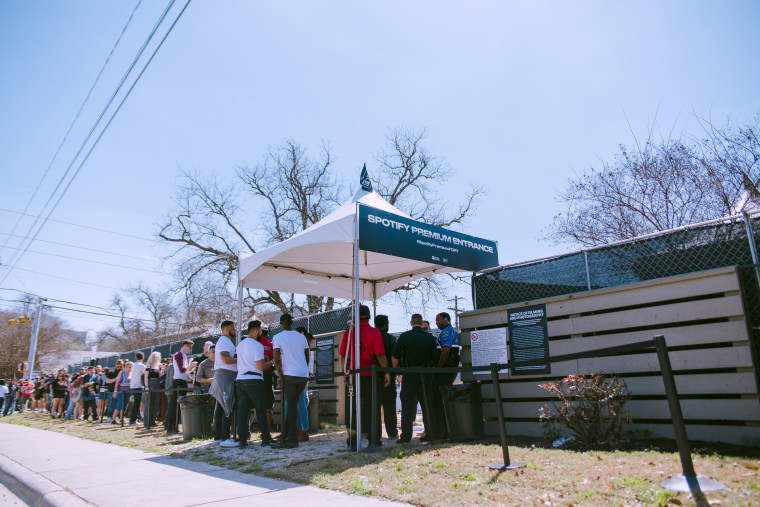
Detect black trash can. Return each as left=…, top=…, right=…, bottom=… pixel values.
left=179, top=394, right=214, bottom=440
left=441, top=382, right=484, bottom=441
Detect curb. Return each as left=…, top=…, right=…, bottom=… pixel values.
left=0, top=454, right=91, bottom=507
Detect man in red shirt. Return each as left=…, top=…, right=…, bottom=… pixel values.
left=339, top=305, right=391, bottom=447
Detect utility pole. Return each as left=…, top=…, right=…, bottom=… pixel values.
left=447, top=296, right=467, bottom=330
left=26, top=297, right=43, bottom=380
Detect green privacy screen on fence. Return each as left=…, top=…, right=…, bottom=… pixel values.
left=473, top=214, right=759, bottom=310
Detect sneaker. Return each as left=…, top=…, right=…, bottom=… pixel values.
left=220, top=438, right=239, bottom=448
left=297, top=429, right=310, bottom=442
left=396, top=438, right=411, bottom=444
left=260, top=440, right=273, bottom=447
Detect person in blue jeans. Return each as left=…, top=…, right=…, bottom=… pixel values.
left=290, top=328, right=314, bottom=441
left=2, top=381, right=17, bottom=416
left=284, top=389, right=309, bottom=440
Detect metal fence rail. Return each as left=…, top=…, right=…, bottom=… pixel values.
left=473, top=213, right=760, bottom=310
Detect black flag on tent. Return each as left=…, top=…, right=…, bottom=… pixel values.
left=360, top=164, right=373, bottom=191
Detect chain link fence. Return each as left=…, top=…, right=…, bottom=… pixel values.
left=473, top=213, right=760, bottom=310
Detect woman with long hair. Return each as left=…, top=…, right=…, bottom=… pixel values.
left=112, top=361, right=132, bottom=424
left=51, top=371, right=68, bottom=418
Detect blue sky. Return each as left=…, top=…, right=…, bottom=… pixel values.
left=1, top=1, right=758, bottom=334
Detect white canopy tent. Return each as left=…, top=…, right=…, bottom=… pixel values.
left=237, top=188, right=467, bottom=451
left=238, top=188, right=463, bottom=301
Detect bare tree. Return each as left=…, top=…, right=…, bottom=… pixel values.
left=373, top=127, right=485, bottom=227
left=694, top=112, right=760, bottom=211
left=98, top=286, right=183, bottom=351
left=127, top=284, right=178, bottom=336
left=372, top=127, right=486, bottom=309
left=158, top=130, right=486, bottom=320
left=545, top=114, right=760, bottom=247
left=159, top=140, right=342, bottom=317
left=0, top=308, right=82, bottom=378
left=237, top=140, right=342, bottom=314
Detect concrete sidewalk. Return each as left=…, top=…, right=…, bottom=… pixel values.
left=0, top=423, right=405, bottom=507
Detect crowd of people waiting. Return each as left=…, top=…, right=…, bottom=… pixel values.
left=0, top=318, right=319, bottom=449
left=0, top=308, right=461, bottom=450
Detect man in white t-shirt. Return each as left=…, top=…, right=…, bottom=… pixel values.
left=273, top=313, right=310, bottom=448
left=129, top=352, right=147, bottom=425
left=224, top=320, right=273, bottom=448
left=211, top=320, right=238, bottom=446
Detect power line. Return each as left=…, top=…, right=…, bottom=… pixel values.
left=11, top=267, right=126, bottom=291
left=0, top=178, right=157, bottom=219
left=0, top=0, right=145, bottom=258
left=0, top=209, right=154, bottom=242
left=0, top=295, right=185, bottom=326
left=0, top=0, right=178, bottom=276
left=0, top=231, right=160, bottom=262
left=0, top=0, right=192, bottom=285
left=0, top=246, right=162, bottom=273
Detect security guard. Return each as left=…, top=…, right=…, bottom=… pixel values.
left=431, top=311, right=460, bottom=440
left=391, top=313, right=436, bottom=444
left=374, top=314, right=398, bottom=439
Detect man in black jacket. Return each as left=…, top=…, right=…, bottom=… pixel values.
left=374, top=315, right=398, bottom=439
left=391, top=313, right=436, bottom=444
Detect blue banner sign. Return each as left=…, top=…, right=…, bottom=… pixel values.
left=358, top=204, right=499, bottom=271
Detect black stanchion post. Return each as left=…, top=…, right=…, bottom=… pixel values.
left=144, top=388, right=151, bottom=430
left=419, top=371, right=432, bottom=439
left=280, top=383, right=286, bottom=437
left=231, top=389, right=238, bottom=442
left=366, top=364, right=381, bottom=452
left=489, top=362, right=524, bottom=470
left=654, top=335, right=723, bottom=492
left=175, top=386, right=180, bottom=434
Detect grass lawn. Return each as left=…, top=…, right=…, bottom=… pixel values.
left=2, top=412, right=758, bottom=506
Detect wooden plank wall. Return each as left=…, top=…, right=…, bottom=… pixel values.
left=460, top=266, right=760, bottom=446
left=272, top=331, right=347, bottom=430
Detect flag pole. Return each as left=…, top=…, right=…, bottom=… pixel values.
left=353, top=201, right=362, bottom=452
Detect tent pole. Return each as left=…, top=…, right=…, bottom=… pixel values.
left=354, top=204, right=362, bottom=452
left=372, top=282, right=377, bottom=317
left=236, top=279, right=243, bottom=346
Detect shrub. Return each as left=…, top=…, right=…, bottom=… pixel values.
left=538, top=373, right=631, bottom=447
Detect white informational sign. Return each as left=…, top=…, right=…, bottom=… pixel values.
left=470, top=327, right=508, bottom=376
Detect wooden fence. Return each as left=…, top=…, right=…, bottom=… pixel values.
left=460, top=266, right=760, bottom=446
